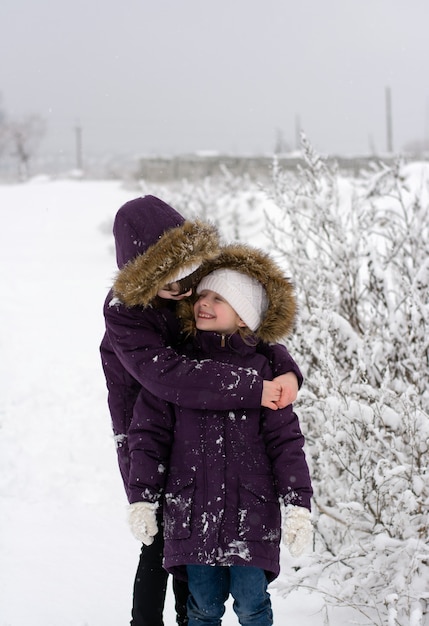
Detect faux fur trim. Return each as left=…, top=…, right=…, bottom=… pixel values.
left=178, top=244, right=297, bottom=343
left=113, top=220, right=220, bottom=307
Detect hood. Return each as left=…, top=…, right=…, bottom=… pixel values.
left=112, top=196, right=220, bottom=307
left=113, top=195, right=185, bottom=268
left=178, top=243, right=297, bottom=343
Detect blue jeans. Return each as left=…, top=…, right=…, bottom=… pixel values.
left=186, top=565, right=273, bottom=625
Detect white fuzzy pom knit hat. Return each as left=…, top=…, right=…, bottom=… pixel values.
left=196, top=268, right=268, bottom=332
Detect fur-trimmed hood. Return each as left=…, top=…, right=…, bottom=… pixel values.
left=111, top=196, right=220, bottom=307
left=178, top=243, right=297, bottom=343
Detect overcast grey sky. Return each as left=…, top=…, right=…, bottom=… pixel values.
left=1, top=0, right=428, bottom=158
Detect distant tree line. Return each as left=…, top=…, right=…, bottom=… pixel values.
left=0, top=94, right=45, bottom=180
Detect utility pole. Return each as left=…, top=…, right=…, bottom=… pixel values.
left=385, top=86, right=393, bottom=153
left=425, top=98, right=429, bottom=151
left=75, top=123, right=83, bottom=171
left=295, top=114, right=301, bottom=151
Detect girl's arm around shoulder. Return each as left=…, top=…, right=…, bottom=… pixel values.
left=257, top=342, right=303, bottom=408
left=104, top=296, right=263, bottom=411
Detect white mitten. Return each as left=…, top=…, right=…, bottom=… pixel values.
left=282, top=505, right=312, bottom=557
left=128, top=501, right=159, bottom=545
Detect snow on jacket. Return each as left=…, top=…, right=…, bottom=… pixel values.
left=100, top=196, right=303, bottom=500
left=130, top=244, right=312, bottom=582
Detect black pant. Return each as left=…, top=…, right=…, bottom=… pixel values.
left=131, top=529, right=189, bottom=626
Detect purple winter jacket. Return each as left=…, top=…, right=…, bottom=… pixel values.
left=128, top=330, right=313, bottom=583
left=100, top=196, right=303, bottom=501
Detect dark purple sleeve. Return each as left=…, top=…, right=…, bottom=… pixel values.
left=257, top=342, right=303, bottom=388
left=104, top=297, right=263, bottom=410
left=127, top=391, right=175, bottom=504
left=262, top=406, right=313, bottom=511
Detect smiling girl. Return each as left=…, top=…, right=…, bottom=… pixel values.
left=127, top=243, right=313, bottom=626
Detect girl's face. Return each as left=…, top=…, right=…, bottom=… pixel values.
left=194, top=289, right=245, bottom=335
left=157, top=282, right=192, bottom=300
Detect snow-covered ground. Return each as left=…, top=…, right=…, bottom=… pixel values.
left=0, top=178, right=359, bottom=625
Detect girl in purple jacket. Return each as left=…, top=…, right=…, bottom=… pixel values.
left=127, top=244, right=313, bottom=626
left=100, top=197, right=304, bottom=626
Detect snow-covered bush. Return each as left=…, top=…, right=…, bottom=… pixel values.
left=137, top=167, right=268, bottom=245
left=264, top=137, right=429, bottom=624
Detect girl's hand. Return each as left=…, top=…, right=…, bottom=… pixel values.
left=128, top=502, right=159, bottom=545
left=272, top=372, right=299, bottom=408
left=282, top=505, right=312, bottom=556
left=261, top=380, right=281, bottom=410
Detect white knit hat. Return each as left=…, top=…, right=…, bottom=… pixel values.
left=169, top=261, right=201, bottom=283
left=197, top=268, right=268, bottom=332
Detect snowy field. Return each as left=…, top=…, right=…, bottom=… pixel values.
left=0, top=177, right=385, bottom=625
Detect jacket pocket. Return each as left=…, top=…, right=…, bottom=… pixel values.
left=238, top=474, right=281, bottom=542
left=164, top=474, right=195, bottom=540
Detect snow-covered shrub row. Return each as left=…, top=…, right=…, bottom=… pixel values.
left=136, top=167, right=270, bottom=246
left=133, top=146, right=428, bottom=623
left=264, top=137, right=429, bottom=625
